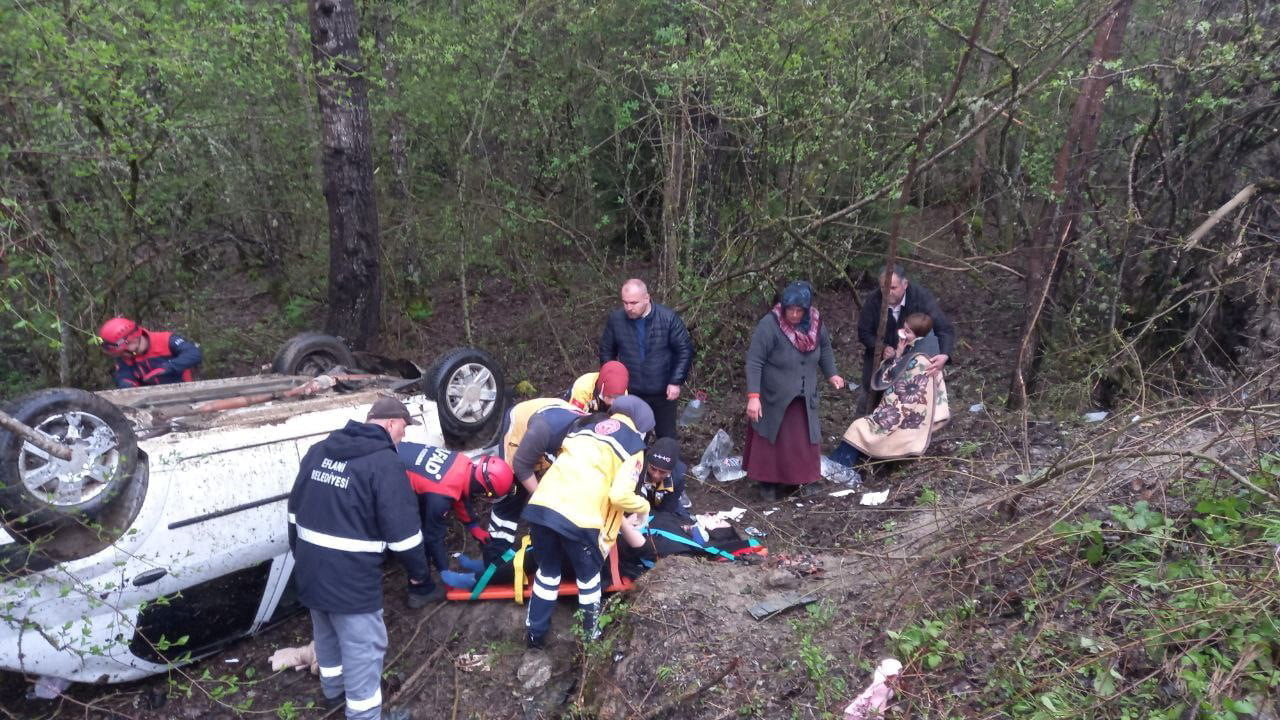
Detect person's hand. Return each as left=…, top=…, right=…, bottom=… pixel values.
left=882, top=346, right=896, bottom=361
left=828, top=375, right=845, bottom=390
left=468, top=525, right=491, bottom=543
left=666, top=384, right=681, bottom=401
left=925, top=354, right=949, bottom=378
left=746, top=396, right=763, bottom=422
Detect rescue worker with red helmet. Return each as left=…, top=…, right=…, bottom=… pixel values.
left=397, top=442, right=515, bottom=607
left=97, top=316, right=203, bottom=389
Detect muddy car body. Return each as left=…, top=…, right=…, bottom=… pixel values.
left=0, top=341, right=505, bottom=686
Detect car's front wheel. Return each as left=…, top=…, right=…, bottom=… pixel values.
left=0, top=388, right=138, bottom=529
left=425, top=348, right=506, bottom=445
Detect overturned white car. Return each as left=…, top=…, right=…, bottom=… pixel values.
left=0, top=335, right=506, bottom=687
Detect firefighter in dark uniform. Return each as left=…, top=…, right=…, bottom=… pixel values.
left=522, top=395, right=654, bottom=649
left=399, top=443, right=515, bottom=605
left=288, top=396, right=428, bottom=720
left=97, top=316, right=203, bottom=388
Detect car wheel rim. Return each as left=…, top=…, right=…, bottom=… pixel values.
left=444, top=362, right=498, bottom=424
left=298, top=353, right=338, bottom=376
left=17, top=411, right=123, bottom=508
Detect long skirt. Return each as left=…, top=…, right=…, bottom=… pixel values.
left=744, top=397, right=819, bottom=486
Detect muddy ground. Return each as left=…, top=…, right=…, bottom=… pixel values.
left=6, top=212, right=1242, bottom=719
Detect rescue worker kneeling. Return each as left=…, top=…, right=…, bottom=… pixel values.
left=398, top=443, right=515, bottom=608
left=521, top=395, right=654, bottom=649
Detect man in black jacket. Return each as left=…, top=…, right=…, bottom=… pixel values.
left=599, top=279, right=694, bottom=439
left=856, top=264, right=956, bottom=414
left=288, top=396, right=429, bottom=719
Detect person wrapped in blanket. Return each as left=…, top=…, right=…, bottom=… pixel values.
left=827, top=312, right=951, bottom=485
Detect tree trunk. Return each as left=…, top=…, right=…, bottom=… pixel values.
left=372, top=6, right=410, bottom=202
left=659, top=95, right=690, bottom=294
left=1007, top=0, right=1133, bottom=409
left=309, top=0, right=382, bottom=350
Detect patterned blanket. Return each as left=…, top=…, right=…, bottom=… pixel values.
left=843, top=351, right=949, bottom=459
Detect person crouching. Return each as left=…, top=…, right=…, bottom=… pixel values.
left=520, top=395, right=654, bottom=649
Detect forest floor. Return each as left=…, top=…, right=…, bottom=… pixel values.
left=4, top=212, right=1277, bottom=719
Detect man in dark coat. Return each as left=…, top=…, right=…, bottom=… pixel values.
left=856, top=264, right=956, bottom=414
left=598, top=279, right=694, bottom=440
left=288, top=396, right=428, bottom=719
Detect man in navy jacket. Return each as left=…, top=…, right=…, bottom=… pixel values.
left=288, top=396, right=428, bottom=719
left=598, top=279, right=694, bottom=439
left=856, top=264, right=956, bottom=414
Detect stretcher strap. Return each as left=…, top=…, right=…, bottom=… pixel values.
left=470, top=548, right=515, bottom=600
left=512, top=535, right=532, bottom=605
left=642, top=527, right=738, bottom=561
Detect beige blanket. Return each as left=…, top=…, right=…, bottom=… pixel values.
left=843, top=352, right=949, bottom=459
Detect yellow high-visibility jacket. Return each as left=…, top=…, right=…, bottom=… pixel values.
left=523, top=413, right=650, bottom=558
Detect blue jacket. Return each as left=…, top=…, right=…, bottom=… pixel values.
left=288, top=421, right=428, bottom=614
left=111, top=331, right=203, bottom=388
left=598, top=303, right=694, bottom=396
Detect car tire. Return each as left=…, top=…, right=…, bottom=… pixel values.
left=272, top=332, right=357, bottom=376
left=426, top=348, right=506, bottom=442
left=0, top=388, right=138, bottom=529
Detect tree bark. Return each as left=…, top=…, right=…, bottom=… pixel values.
left=1007, top=0, right=1133, bottom=409
left=309, top=0, right=382, bottom=350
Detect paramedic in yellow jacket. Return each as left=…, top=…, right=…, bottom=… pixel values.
left=521, top=395, right=653, bottom=649
left=483, top=362, right=630, bottom=565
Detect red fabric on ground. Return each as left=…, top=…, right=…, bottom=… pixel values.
left=744, top=397, right=819, bottom=486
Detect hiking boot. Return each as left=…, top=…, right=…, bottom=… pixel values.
left=314, top=693, right=343, bottom=710
left=797, top=483, right=822, bottom=498
left=407, top=585, right=446, bottom=609
left=759, top=482, right=780, bottom=502
left=526, top=632, right=546, bottom=650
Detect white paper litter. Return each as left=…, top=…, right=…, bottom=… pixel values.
left=763, top=509, right=777, bottom=516
left=697, top=507, right=747, bottom=524
left=860, top=490, right=890, bottom=506
left=1082, top=411, right=1109, bottom=422
left=969, top=403, right=986, bottom=413
left=829, top=488, right=858, bottom=497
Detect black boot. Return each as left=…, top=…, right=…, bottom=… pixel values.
left=580, top=601, right=602, bottom=642
left=759, top=482, right=780, bottom=501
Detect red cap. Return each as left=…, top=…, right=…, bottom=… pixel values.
left=596, top=361, right=629, bottom=396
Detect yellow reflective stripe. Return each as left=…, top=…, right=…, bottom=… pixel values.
left=346, top=688, right=382, bottom=712
left=512, top=534, right=532, bottom=605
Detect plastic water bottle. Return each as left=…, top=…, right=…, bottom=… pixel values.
left=678, top=390, right=708, bottom=428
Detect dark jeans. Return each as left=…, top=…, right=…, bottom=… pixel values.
left=829, top=441, right=865, bottom=468
left=637, top=392, right=677, bottom=440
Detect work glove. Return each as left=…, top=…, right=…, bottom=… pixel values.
left=440, top=570, right=477, bottom=590
left=456, top=554, right=486, bottom=574
left=467, top=525, right=491, bottom=543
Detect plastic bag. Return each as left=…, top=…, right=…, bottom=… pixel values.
left=691, top=428, right=734, bottom=482
left=678, top=390, right=709, bottom=428
left=715, top=455, right=746, bottom=482
left=821, top=455, right=863, bottom=487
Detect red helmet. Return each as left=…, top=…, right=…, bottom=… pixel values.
left=471, top=455, right=514, bottom=499
left=98, top=317, right=144, bottom=356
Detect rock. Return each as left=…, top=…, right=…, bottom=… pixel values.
left=765, top=570, right=801, bottom=590
left=517, top=651, right=553, bottom=690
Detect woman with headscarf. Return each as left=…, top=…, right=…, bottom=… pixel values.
left=744, top=281, right=845, bottom=500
